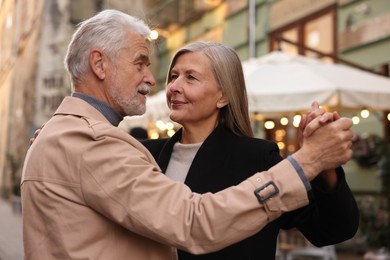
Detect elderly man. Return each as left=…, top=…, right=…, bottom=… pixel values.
left=21, top=9, right=355, bottom=259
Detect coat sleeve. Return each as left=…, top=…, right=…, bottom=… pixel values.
left=79, top=123, right=311, bottom=254
left=278, top=167, right=359, bottom=246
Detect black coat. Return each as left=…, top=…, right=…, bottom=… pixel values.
left=142, top=124, right=359, bottom=260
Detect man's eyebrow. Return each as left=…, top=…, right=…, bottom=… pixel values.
left=133, top=53, right=150, bottom=67
left=137, top=53, right=150, bottom=63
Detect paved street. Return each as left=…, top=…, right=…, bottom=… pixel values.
left=0, top=198, right=23, bottom=260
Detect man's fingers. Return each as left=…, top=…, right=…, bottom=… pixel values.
left=299, top=114, right=307, bottom=132
left=306, top=104, right=325, bottom=125
left=303, top=116, right=321, bottom=137
left=29, top=129, right=41, bottom=145
left=333, top=111, right=341, bottom=120
left=335, top=117, right=353, bottom=130
left=319, top=111, right=340, bottom=124
left=303, top=112, right=335, bottom=137
left=309, top=101, right=320, bottom=112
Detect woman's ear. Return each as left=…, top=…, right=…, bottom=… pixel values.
left=90, top=50, right=106, bottom=80
left=217, top=93, right=229, bottom=108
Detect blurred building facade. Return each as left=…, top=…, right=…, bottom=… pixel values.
left=0, top=0, right=45, bottom=197
left=0, top=0, right=389, bottom=200
left=0, top=0, right=147, bottom=197
left=0, top=0, right=389, bottom=254
left=141, top=0, right=390, bottom=194
left=144, top=0, right=390, bottom=87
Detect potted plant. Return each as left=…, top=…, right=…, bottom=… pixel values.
left=363, top=143, right=390, bottom=259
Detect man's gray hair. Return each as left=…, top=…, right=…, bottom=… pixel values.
left=64, top=9, right=151, bottom=86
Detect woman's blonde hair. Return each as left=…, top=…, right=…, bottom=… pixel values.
left=167, top=41, right=253, bottom=137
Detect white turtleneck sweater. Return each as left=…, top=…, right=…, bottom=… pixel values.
left=165, top=142, right=203, bottom=183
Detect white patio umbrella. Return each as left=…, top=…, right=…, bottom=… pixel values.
left=243, top=51, right=390, bottom=114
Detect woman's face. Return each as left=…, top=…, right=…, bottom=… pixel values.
left=166, top=51, right=224, bottom=128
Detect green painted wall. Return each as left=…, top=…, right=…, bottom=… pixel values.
left=223, top=11, right=248, bottom=51
left=340, top=39, right=390, bottom=68
left=338, top=0, right=390, bottom=68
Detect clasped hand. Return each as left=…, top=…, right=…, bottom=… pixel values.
left=294, top=102, right=354, bottom=184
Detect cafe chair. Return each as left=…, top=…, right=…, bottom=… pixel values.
left=285, top=245, right=337, bottom=260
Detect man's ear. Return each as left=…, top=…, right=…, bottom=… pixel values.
left=90, top=50, right=106, bottom=80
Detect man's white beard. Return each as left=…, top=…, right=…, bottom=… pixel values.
left=110, top=83, right=150, bottom=116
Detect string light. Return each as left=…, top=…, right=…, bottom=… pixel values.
left=280, top=117, right=289, bottom=126
left=360, top=109, right=370, bottom=118
left=166, top=122, right=174, bottom=130
left=277, top=142, right=285, bottom=150
left=149, top=30, right=159, bottom=40
left=155, top=120, right=166, bottom=130
left=288, top=144, right=296, bottom=152
left=293, top=115, right=301, bottom=127
left=255, top=113, right=264, bottom=121
left=167, top=129, right=175, bottom=137
left=149, top=28, right=170, bottom=41
left=352, top=116, right=360, bottom=124
left=149, top=130, right=159, bottom=139
left=264, top=120, right=275, bottom=129
left=319, top=105, right=329, bottom=112
left=275, top=129, right=286, bottom=142
left=148, top=108, right=388, bottom=141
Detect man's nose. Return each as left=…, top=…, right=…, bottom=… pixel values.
left=144, top=69, right=156, bottom=87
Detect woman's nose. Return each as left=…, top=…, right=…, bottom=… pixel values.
left=167, top=77, right=182, bottom=93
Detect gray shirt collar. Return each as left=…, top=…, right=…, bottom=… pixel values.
left=72, top=92, right=123, bottom=126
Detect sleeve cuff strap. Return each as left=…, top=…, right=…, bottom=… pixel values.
left=287, top=156, right=312, bottom=192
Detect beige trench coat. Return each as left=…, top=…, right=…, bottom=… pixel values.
left=21, top=96, right=308, bottom=260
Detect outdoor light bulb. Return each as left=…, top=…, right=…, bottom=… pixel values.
left=275, top=129, right=286, bottom=137
left=277, top=142, right=285, bottom=150
left=352, top=116, right=360, bottom=124
left=150, top=30, right=159, bottom=40
left=360, top=109, right=369, bottom=118
left=320, top=105, right=329, bottom=112
left=264, top=120, right=275, bottom=129
left=167, top=129, right=175, bottom=137
left=150, top=131, right=159, bottom=139
left=155, top=120, right=166, bottom=130
left=288, top=144, right=296, bottom=152
left=308, top=31, right=320, bottom=47
left=255, top=113, right=264, bottom=121
left=275, top=136, right=283, bottom=142
left=280, top=117, right=289, bottom=125
left=387, top=113, right=390, bottom=121
left=166, top=122, right=174, bottom=130
left=293, top=115, right=301, bottom=127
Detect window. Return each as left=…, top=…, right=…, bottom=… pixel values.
left=269, top=5, right=336, bottom=62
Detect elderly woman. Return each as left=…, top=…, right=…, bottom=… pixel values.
left=143, top=41, right=359, bottom=259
